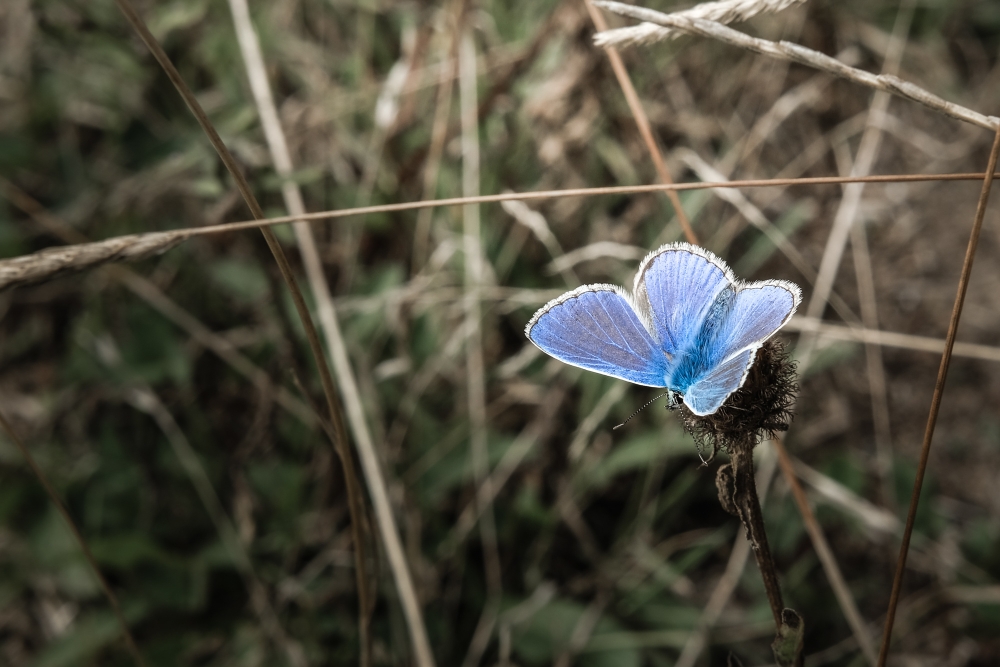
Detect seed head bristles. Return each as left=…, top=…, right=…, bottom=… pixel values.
left=594, top=0, right=806, bottom=47
left=593, top=0, right=1000, bottom=131
left=680, top=339, right=798, bottom=459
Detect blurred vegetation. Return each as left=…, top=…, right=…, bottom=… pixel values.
left=3, top=0, right=1000, bottom=665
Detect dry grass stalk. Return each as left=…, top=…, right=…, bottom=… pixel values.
left=459, top=26, right=502, bottom=667
left=229, top=0, right=378, bottom=667
left=112, top=1, right=389, bottom=663
left=0, top=230, right=185, bottom=290
left=224, top=0, right=385, bottom=664
left=583, top=0, right=697, bottom=244
left=5, top=172, right=1000, bottom=293
left=595, top=0, right=806, bottom=47
left=593, top=0, right=999, bottom=131
left=878, top=124, right=1000, bottom=667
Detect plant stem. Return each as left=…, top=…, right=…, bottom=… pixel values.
left=724, top=443, right=784, bottom=626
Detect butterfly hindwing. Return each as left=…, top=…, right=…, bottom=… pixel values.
left=526, top=285, right=669, bottom=387
left=683, top=280, right=801, bottom=415
left=683, top=348, right=756, bottom=416
left=634, top=243, right=735, bottom=356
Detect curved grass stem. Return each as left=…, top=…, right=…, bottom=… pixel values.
left=110, top=0, right=421, bottom=663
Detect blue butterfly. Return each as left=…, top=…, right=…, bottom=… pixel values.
left=525, top=242, right=802, bottom=416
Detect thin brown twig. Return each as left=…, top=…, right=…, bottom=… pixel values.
left=583, top=0, right=697, bottom=244
left=593, top=0, right=999, bottom=131
left=6, top=171, right=1000, bottom=293
left=225, top=0, right=375, bottom=660
left=72, top=172, right=1000, bottom=232
left=877, top=124, right=1000, bottom=667
left=0, top=409, right=148, bottom=667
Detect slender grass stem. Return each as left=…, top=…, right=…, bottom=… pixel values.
left=877, top=123, right=1000, bottom=667
left=110, top=1, right=427, bottom=664
left=583, top=0, right=696, bottom=244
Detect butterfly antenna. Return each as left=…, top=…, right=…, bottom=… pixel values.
left=613, top=392, right=670, bottom=430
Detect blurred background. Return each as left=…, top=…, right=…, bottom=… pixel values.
left=2, top=0, right=1000, bottom=665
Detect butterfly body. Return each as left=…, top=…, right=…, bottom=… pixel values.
left=525, top=243, right=801, bottom=416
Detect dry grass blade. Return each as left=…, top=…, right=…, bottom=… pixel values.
left=224, top=0, right=377, bottom=662
left=596, top=0, right=806, bottom=47
left=877, top=124, right=1000, bottom=667
left=0, top=409, right=148, bottom=667
left=593, top=0, right=999, bottom=130
left=849, top=205, right=896, bottom=508
left=109, top=0, right=404, bottom=663
left=793, top=460, right=900, bottom=537
left=459, top=27, right=502, bottom=667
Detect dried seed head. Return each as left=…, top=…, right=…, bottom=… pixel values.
left=680, top=339, right=798, bottom=459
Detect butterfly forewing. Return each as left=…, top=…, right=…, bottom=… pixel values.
left=634, top=244, right=735, bottom=356
left=526, top=286, right=669, bottom=387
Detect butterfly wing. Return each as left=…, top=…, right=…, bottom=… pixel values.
left=682, top=279, right=801, bottom=415
left=683, top=348, right=756, bottom=416
left=711, top=280, right=801, bottom=359
left=634, top=243, right=736, bottom=356
left=526, top=285, right=669, bottom=387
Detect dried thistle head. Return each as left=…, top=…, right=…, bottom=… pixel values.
left=680, top=339, right=798, bottom=460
